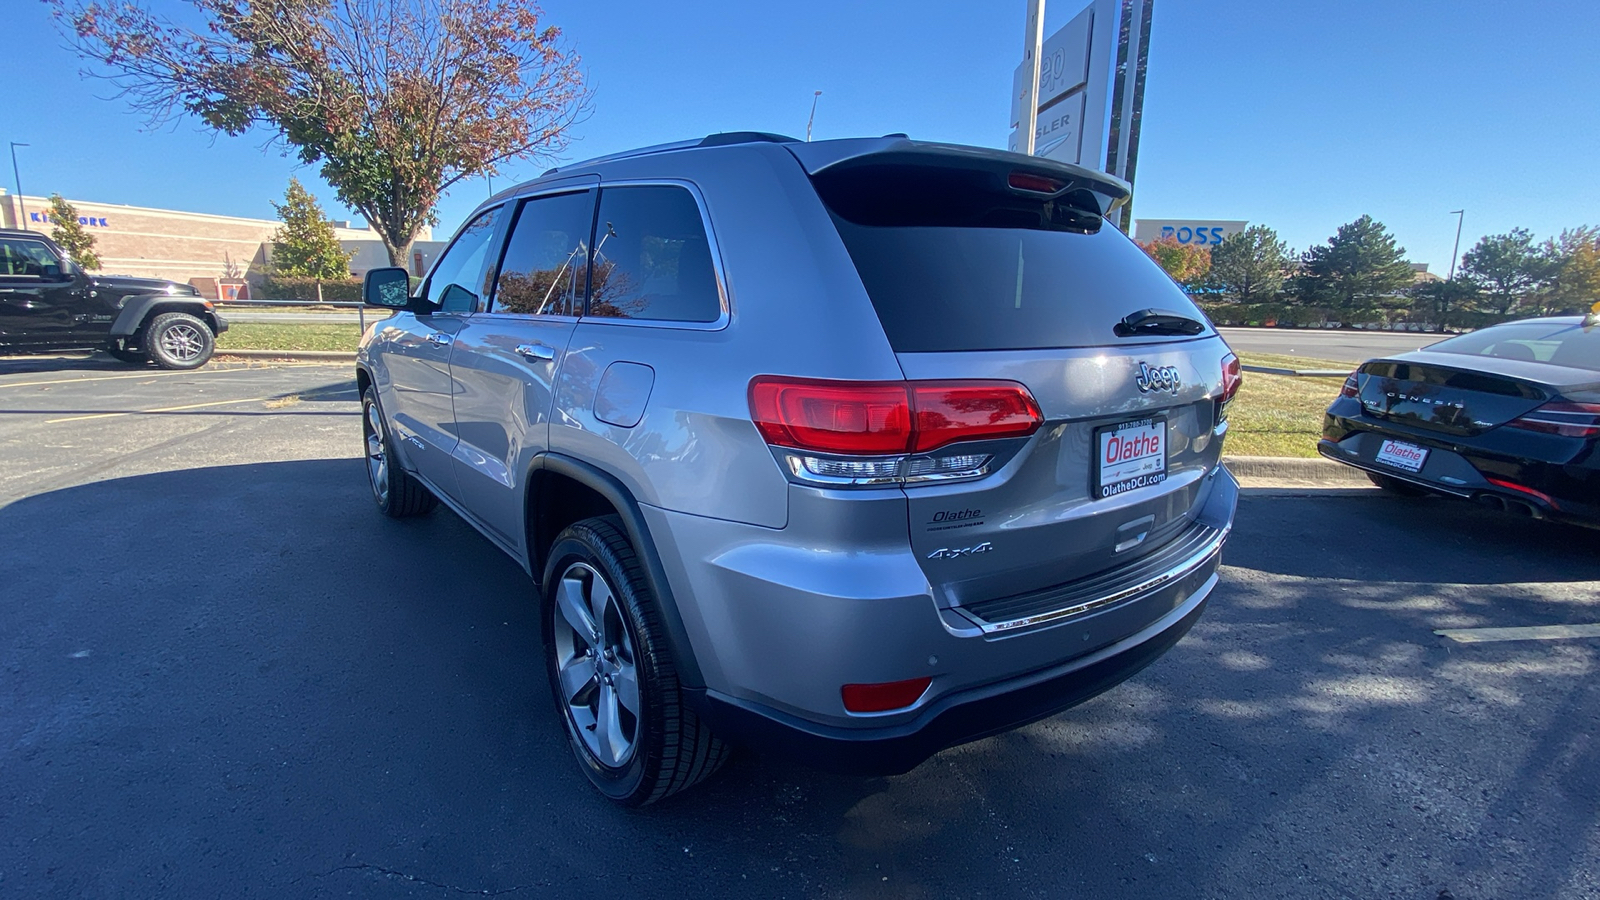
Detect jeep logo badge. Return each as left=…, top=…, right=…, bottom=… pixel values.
left=1135, top=362, right=1181, bottom=394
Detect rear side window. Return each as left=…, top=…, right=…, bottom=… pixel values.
left=588, top=185, right=722, bottom=324
left=814, top=164, right=1209, bottom=352
left=492, top=191, right=594, bottom=317
left=1428, top=321, right=1600, bottom=372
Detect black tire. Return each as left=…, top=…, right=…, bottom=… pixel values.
left=1367, top=471, right=1430, bottom=497
left=144, top=312, right=216, bottom=369
left=361, top=386, right=438, bottom=517
left=542, top=516, right=729, bottom=806
left=104, top=342, right=147, bottom=365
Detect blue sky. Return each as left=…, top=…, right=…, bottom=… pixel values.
left=5, top=0, right=1597, bottom=272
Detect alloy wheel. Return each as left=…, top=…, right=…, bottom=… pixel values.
left=551, top=561, right=641, bottom=768
left=159, top=322, right=205, bottom=363
left=363, top=402, right=389, bottom=503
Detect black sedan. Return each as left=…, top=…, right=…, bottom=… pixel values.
left=1321, top=315, right=1599, bottom=529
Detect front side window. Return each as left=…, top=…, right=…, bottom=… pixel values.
left=425, top=207, right=503, bottom=314
left=0, top=239, right=63, bottom=279
left=491, top=191, right=594, bottom=317
left=587, top=185, right=722, bottom=324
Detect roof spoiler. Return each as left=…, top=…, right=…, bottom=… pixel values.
left=787, top=137, right=1131, bottom=218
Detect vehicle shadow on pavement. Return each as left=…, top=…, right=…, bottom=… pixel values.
left=0, top=351, right=127, bottom=375
left=2, top=462, right=1596, bottom=898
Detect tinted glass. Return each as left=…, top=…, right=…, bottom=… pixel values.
left=1428, top=321, right=1600, bottom=372
left=426, top=207, right=502, bottom=313
left=815, top=164, right=1208, bottom=352
left=0, top=239, right=61, bottom=278
left=588, top=186, right=721, bottom=323
left=491, top=191, right=594, bottom=316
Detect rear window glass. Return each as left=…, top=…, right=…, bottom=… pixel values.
left=1427, top=321, right=1600, bottom=372
left=814, top=164, right=1209, bottom=353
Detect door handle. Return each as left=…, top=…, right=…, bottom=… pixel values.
left=426, top=332, right=453, bottom=347
left=516, top=343, right=556, bottom=361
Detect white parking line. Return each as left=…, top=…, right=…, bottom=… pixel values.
left=1435, top=624, right=1600, bottom=643
left=0, top=363, right=341, bottom=390
left=45, top=397, right=270, bottom=424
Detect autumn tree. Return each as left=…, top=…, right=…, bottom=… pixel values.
left=270, top=178, right=353, bottom=280
left=1295, top=215, right=1413, bottom=318
left=47, top=194, right=100, bottom=270
left=1537, top=226, right=1600, bottom=316
left=1205, top=225, right=1292, bottom=303
left=1459, top=228, right=1548, bottom=317
left=1137, top=236, right=1210, bottom=289
left=50, top=0, right=589, bottom=267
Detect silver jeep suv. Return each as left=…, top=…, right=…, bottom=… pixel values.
left=355, top=133, right=1240, bottom=805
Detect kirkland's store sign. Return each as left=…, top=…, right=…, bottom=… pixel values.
left=30, top=211, right=110, bottom=227
left=1132, top=219, right=1248, bottom=246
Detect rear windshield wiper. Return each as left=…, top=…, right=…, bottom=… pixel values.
left=1114, top=308, right=1206, bottom=338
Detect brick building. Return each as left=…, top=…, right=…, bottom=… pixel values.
left=0, top=189, right=443, bottom=297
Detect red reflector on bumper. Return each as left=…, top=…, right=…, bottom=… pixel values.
left=841, top=677, right=933, bottom=713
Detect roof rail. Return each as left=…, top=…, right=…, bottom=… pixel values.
left=698, top=131, right=799, bottom=147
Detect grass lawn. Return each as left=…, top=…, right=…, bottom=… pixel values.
left=1238, top=352, right=1359, bottom=372
left=216, top=322, right=364, bottom=352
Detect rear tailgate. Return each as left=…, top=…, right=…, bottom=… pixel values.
left=897, top=343, right=1229, bottom=609
left=803, top=140, right=1234, bottom=617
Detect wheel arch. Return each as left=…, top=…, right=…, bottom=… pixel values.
left=527, top=454, right=705, bottom=689
left=112, top=296, right=223, bottom=339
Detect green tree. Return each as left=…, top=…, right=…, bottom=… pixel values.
left=47, top=194, right=100, bottom=270
left=1408, top=278, right=1480, bottom=325
left=1206, top=225, right=1292, bottom=303
left=1536, top=226, right=1600, bottom=315
left=269, top=178, right=354, bottom=280
left=51, top=0, right=589, bottom=268
left=1460, top=228, right=1548, bottom=317
left=1296, top=215, right=1414, bottom=319
left=1136, top=236, right=1211, bottom=289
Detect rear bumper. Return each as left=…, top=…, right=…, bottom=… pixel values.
left=1320, top=406, right=1600, bottom=527
left=690, top=579, right=1212, bottom=775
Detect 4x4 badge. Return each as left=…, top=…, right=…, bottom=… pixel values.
left=927, top=542, right=994, bottom=561
left=1135, top=362, right=1181, bottom=394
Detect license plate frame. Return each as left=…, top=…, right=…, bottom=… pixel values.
left=1093, top=416, right=1169, bottom=500
left=1375, top=438, right=1429, bottom=473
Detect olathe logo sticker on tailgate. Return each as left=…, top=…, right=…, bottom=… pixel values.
left=1098, top=418, right=1168, bottom=499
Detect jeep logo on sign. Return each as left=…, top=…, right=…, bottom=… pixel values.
left=1135, top=362, right=1181, bottom=394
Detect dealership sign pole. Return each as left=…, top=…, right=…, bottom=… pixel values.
left=1010, top=0, right=1152, bottom=230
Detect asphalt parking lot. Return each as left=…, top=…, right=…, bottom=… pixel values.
left=3, top=355, right=1598, bottom=899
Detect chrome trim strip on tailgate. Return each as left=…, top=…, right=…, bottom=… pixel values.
left=962, top=521, right=1230, bottom=636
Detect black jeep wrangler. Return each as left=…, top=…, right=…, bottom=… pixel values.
left=0, top=228, right=228, bottom=369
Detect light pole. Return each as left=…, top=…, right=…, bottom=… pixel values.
left=1447, top=209, right=1465, bottom=281
left=9, top=142, right=29, bottom=231
left=806, top=91, right=822, bottom=142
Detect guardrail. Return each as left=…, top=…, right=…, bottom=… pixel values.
left=210, top=298, right=384, bottom=331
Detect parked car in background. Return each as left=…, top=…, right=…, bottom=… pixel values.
left=0, top=228, right=227, bottom=369
left=1321, top=315, right=1599, bottom=528
left=356, top=132, right=1241, bottom=805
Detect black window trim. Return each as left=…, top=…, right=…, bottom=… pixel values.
left=579, top=178, right=731, bottom=331
left=481, top=187, right=597, bottom=321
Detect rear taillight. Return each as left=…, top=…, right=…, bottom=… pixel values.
left=1506, top=401, right=1600, bottom=439
left=1340, top=372, right=1361, bottom=398
left=1220, top=353, right=1242, bottom=404
left=749, top=376, right=1043, bottom=485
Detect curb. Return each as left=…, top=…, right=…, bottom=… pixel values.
left=215, top=349, right=356, bottom=361
left=1223, top=455, right=1368, bottom=486
left=1240, top=364, right=1351, bottom=378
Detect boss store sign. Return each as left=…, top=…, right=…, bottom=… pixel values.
left=1132, top=219, right=1248, bottom=247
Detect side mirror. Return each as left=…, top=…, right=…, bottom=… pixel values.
left=363, top=267, right=413, bottom=309
left=40, top=261, right=64, bottom=280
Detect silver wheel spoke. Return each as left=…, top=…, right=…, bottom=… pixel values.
left=612, top=663, right=640, bottom=717
left=596, top=681, right=625, bottom=766
left=589, top=578, right=615, bottom=643
left=557, top=656, right=596, bottom=705
left=557, top=576, right=598, bottom=644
